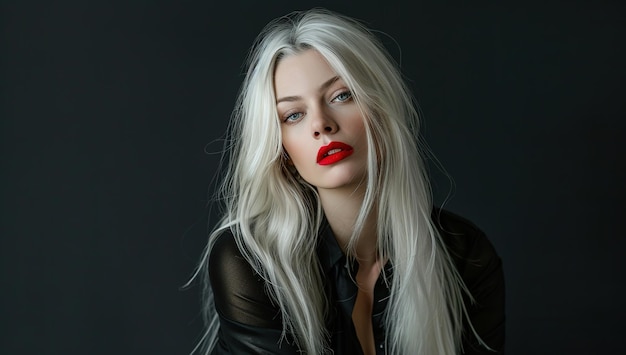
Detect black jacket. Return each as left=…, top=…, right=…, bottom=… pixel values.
left=208, top=208, right=505, bottom=354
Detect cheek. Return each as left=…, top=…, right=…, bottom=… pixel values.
left=348, top=114, right=367, bottom=143
left=281, top=131, right=307, bottom=164
left=339, top=105, right=365, bottom=129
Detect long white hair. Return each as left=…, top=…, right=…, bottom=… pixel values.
left=192, top=8, right=476, bottom=354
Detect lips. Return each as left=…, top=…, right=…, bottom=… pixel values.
left=317, top=141, right=354, bottom=166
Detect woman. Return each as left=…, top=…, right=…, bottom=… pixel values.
left=193, top=8, right=505, bottom=355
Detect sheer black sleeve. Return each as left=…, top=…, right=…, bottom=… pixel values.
left=208, top=230, right=300, bottom=354
left=435, top=209, right=506, bottom=354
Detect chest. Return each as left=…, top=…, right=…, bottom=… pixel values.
left=323, top=260, right=391, bottom=354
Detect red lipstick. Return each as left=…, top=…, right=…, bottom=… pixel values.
left=317, top=142, right=354, bottom=166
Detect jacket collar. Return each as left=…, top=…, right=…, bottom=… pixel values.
left=317, top=216, right=345, bottom=274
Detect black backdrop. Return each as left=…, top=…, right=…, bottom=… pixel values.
left=2, top=1, right=625, bottom=354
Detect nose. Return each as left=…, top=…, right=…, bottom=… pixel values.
left=311, top=108, right=338, bottom=138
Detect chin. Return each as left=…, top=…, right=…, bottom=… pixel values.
left=313, top=174, right=367, bottom=191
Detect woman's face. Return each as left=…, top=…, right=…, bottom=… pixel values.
left=274, top=49, right=368, bottom=192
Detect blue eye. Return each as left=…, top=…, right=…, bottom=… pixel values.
left=284, top=112, right=303, bottom=123
left=332, top=91, right=352, bottom=102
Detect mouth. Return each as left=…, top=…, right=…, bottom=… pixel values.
left=317, top=141, right=354, bottom=166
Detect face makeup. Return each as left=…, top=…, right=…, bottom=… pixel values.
left=317, top=141, right=354, bottom=166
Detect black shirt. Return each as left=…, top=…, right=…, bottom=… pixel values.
left=208, top=209, right=505, bottom=354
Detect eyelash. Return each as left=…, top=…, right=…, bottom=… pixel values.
left=331, top=90, right=352, bottom=103
left=284, top=112, right=303, bottom=123
left=282, top=90, right=353, bottom=123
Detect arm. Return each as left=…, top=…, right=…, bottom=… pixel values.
left=435, top=209, right=506, bottom=354
left=460, top=231, right=505, bottom=354
left=208, top=231, right=300, bottom=354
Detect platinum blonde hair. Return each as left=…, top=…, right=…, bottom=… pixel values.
left=192, top=8, right=480, bottom=354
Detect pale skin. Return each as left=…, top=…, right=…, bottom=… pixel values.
left=275, top=49, right=382, bottom=355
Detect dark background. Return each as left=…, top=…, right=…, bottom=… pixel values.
left=2, top=1, right=624, bottom=354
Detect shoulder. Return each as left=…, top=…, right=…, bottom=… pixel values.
left=208, top=229, right=261, bottom=288
left=433, top=208, right=506, bottom=353
left=209, top=228, right=247, bottom=271
left=432, top=208, right=501, bottom=275
left=432, top=207, right=486, bottom=245
left=208, top=228, right=283, bottom=328
left=208, top=228, right=261, bottom=293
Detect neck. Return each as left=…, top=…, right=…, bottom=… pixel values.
left=318, top=185, right=378, bottom=265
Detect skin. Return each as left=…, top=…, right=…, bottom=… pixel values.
left=274, top=49, right=368, bottom=193
left=274, top=49, right=381, bottom=355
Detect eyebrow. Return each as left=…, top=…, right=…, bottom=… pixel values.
left=276, top=76, right=341, bottom=104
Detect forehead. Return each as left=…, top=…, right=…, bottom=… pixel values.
left=274, top=49, right=338, bottom=96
